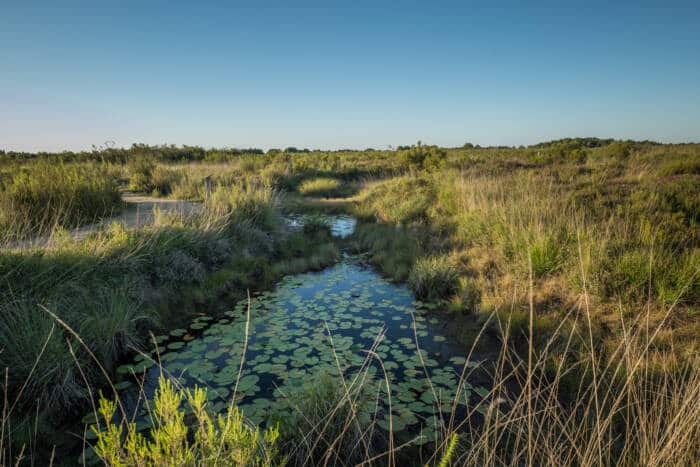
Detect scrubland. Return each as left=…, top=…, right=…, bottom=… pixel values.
left=0, top=139, right=698, bottom=465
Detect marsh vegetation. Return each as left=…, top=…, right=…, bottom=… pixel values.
left=0, top=138, right=698, bottom=465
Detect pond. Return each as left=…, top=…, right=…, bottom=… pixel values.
left=105, top=216, right=488, bottom=442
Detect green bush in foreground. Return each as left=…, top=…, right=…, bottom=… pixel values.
left=92, top=377, right=283, bottom=466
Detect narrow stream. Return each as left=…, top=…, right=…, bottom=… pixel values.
left=106, top=216, right=488, bottom=442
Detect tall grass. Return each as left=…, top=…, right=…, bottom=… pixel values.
left=0, top=162, right=123, bottom=241
left=206, top=183, right=282, bottom=231
left=4, top=281, right=696, bottom=466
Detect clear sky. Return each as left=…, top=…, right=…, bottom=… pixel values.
left=1, top=1, right=699, bottom=152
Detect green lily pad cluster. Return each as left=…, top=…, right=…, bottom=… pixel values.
left=111, top=257, right=489, bottom=436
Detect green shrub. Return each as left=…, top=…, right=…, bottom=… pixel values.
left=0, top=299, right=84, bottom=412
left=399, top=143, right=447, bottom=171
left=91, top=377, right=282, bottom=466
left=301, top=215, right=332, bottom=237
left=126, top=157, right=156, bottom=192
left=357, top=176, right=435, bottom=225
left=457, top=278, right=481, bottom=312
left=127, top=158, right=182, bottom=195
left=150, top=165, right=183, bottom=195
left=409, top=255, right=460, bottom=301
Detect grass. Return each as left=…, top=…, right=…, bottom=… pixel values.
left=0, top=161, right=123, bottom=240
left=409, top=256, right=460, bottom=301
left=0, top=138, right=698, bottom=464
left=297, top=177, right=343, bottom=197
left=5, top=285, right=697, bottom=466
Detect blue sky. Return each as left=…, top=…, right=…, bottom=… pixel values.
left=1, top=1, right=699, bottom=151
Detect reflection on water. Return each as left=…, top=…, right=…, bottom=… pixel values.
left=284, top=213, right=357, bottom=238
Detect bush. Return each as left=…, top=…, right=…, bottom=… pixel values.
left=127, top=157, right=182, bottom=195
left=0, top=300, right=83, bottom=413
left=657, top=157, right=700, bottom=177
left=356, top=176, right=435, bottom=225
left=301, top=215, right=332, bottom=237
left=126, top=157, right=156, bottom=192
left=351, top=223, right=420, bottom=282
left=409, top=255, right=460, bottom=301
left=399, top=143, right=446, bottom=171
left=153, top=249, right=206, bottom=285
left=91, top=377, right=282, bottom=466
left=456, top=278, right=481, bottom=312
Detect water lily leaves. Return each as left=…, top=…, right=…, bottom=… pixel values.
left=448, top=356, right=467, bottom=366
left=105, top=256, right=494, bottom=439
left=236, top=375, right=260, bottom=392
left=167, top=341, right=186, bottom=350
left=378, top=415, right=407, bottom=432
left=213, top=369, right=239, bottom=386
left=154, top=335, right=169, bottom=344
left=474, top=386, right=490, bottom=399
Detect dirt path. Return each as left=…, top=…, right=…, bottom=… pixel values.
left=4, top=192, right=202, bottom=250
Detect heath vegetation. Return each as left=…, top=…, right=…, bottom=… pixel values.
left=0, top=138, right=698, bottom=465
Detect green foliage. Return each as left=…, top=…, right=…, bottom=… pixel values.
left=456, top=278, right=481, bottom=312
left=0, top=162, right=122, bottom=238
left=409, top=256, right=460, bottom=301
left=300, top=214, right=332, bottom=237
left=656, top=156, right=700, bottom=177
left=356, top=176, right=436, bottom=225
left=206, top=183, right=281, bottom=231
left=127, top=158, right=183, bottom=195
left=529, top=235, right=565, bottom=278
left=268, top=371, right=377, bottom=465
left=2, top=138, right=699, bottom=464
left=92, top=377, right=283, bottom=466
left=399, top=143, right=447, bottom=171
left=351, top=223, right=420, bottom=281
